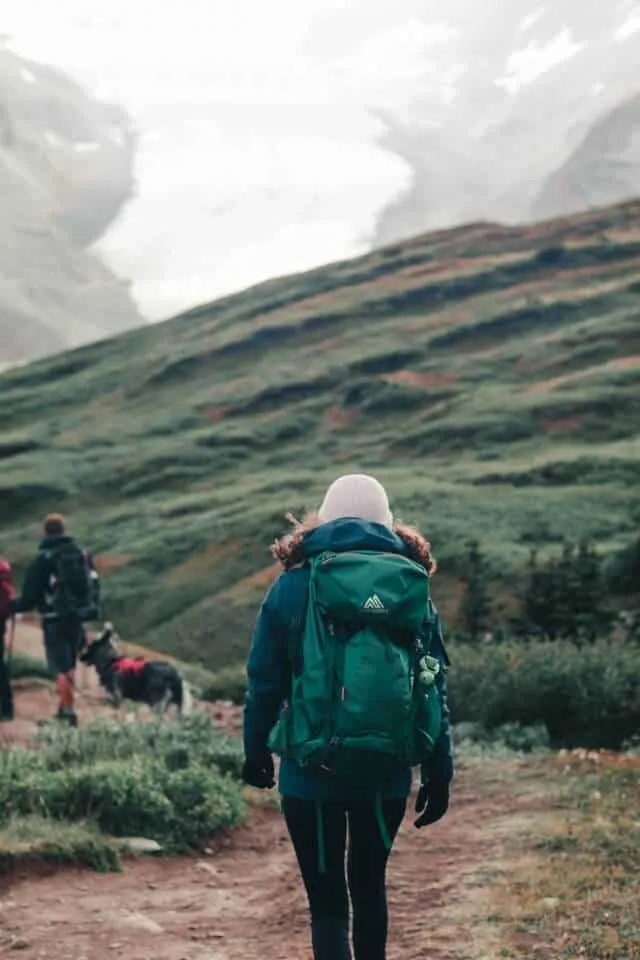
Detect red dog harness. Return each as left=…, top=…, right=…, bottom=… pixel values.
left=114, top=656, right=147, bottom=675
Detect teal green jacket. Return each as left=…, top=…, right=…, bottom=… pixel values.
left=243, top=518, right=454, bottom=800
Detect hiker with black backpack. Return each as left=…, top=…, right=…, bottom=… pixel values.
left=242, top=474, right=454, bottom=960
left=0, top=558, right=16, bottom=721
left=10, top=514, right=101, bottom=727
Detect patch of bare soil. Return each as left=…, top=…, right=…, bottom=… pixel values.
left=538, top=416, right=582, bottom=433
left=611, top=353, right=640, bottom=368
left=382, top=370, right=458, bottom=390
left=322, top=404, right=362, bottom=430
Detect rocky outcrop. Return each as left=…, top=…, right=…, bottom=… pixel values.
left=0, top=46, right=142, bottom=365
left=532, top=94, right=640, bottom=219
left=374, top=2, right=640, bottom=246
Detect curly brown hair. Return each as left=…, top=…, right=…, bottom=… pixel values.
left=271, top=511, right=436, bottom=575
left=43, top=513, right=66, bottom=535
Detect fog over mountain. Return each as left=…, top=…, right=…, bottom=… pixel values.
left=3, top=1, right=640, bottom=353
left=0, top=42, right=142, bottom=365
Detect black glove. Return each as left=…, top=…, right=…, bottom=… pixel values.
left=242, top=754, right=275, bottom=789
left=414, top=780, right=450, bottom=828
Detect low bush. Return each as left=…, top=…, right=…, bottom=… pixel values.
left=33, top=712, right=243, bottom=774
left=5, top=759, right=243, bottom=850
left=0, top=714, right=245, bottom=856
left=197, top=663, right=248, bottom=705
left=7, top=652, right=52, bottom=681
left=448, top=638, right=640, bottom=749
left=453, top=721, right=551, bottom=754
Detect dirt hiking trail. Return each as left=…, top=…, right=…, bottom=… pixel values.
left=1, top=625, right=562, bottom=959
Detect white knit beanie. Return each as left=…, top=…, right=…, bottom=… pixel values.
left=317, top=474, right=393, bottom=530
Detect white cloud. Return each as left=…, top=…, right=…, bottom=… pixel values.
left=518, top=7, right=546, bottom=33
left=497, top=27, right=584, bottom=95
left=614, top=9, right=640, bottom=41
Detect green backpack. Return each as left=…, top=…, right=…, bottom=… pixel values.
left=268, top=549, right=443, bottom=788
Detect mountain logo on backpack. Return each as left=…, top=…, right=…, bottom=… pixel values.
left=363, top=593, right=385, bottom=611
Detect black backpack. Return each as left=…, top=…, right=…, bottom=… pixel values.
left=45, top=542, right=98, bottom=620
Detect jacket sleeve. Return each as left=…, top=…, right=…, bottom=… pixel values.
left=12, top=553, right=49, bottom=614
left=243, top=570, right=306, bottom=764
left=422, top=603, right=454, bottom=786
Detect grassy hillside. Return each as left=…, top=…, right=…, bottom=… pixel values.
left=1, top=200, right=639, bottom=668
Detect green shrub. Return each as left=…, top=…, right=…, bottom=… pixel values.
left=3, top=756, right=243, bottom=851
left=604, top=536, right=640, bottom=596
left=202, top=735, right=245, bottom=779
left=8, top=652, right=51, bottom=681
left=0, top=714, right=245, bottom=852
left=161, top=765, right=245, bottom=848
left=198, top=663, right=248, bottom=705
left=447, top=638, right=640, bottom=749
left=34, top=712, right=243, bottom=773
left=453, top=721, right=550, bottom=753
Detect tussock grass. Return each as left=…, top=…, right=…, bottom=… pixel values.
left=505, top=755, right=640, bottom=959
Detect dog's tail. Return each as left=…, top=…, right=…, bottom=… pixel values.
left=174, top=676, right=193, bottom=715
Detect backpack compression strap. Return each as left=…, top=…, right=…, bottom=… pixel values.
left=375, top=793, right=393, bottom=854
left=313, top=795, right=392, bottom=875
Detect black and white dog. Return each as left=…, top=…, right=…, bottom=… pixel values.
left=79, top=623, right=191, bottom=716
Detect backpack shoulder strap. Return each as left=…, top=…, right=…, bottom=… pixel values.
left=421, top=598, right=450, bottom=665
left=285, top=564, right=313, bottom=670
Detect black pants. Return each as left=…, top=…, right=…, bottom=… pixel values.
left=282, top=796, right=406, bottom=960
left=0, top=619, right=14, bottom=719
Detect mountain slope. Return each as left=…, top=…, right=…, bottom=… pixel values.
left=0, top=46, right=142, bottom=365
left=0, top=199, right=639, bottom=668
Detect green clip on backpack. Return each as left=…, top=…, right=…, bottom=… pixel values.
left=269, top=549, right=443, bottom=788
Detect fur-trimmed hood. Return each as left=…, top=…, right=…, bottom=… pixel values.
left=271, top=513, right=436, bottom=575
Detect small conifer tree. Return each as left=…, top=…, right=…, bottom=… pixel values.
left=460, top=540, right=492, bottom=642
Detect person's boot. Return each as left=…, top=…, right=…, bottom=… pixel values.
left=55, top=706, right=78, bottom=727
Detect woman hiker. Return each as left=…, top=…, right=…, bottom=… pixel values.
left=242, top=473, right=454, bottom=960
